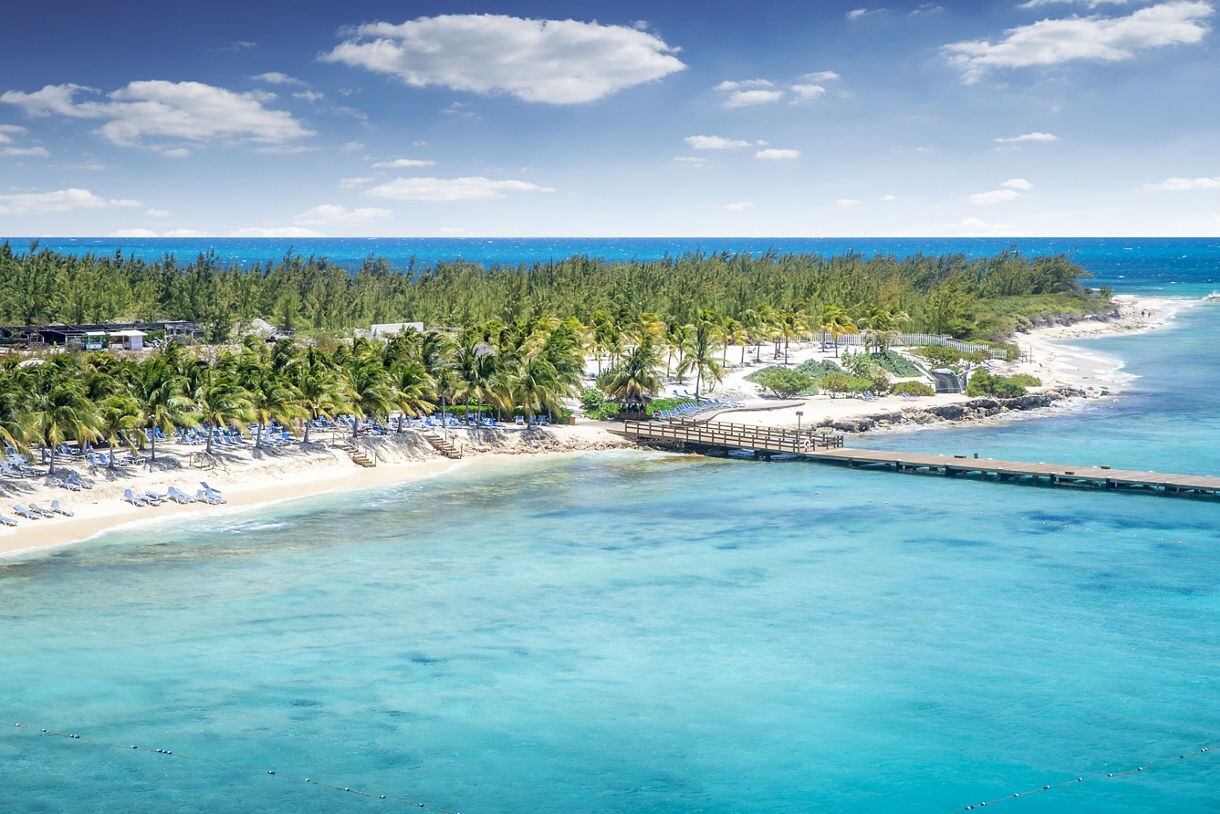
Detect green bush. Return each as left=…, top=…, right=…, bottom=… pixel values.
left=870, top=350, right=923, bottom=377
left=912, top=345, right=965, bottom=366
left=751, top=367, right=818, bottom=398
left=1007, top=373, right=1042, bottom=388
left=794, top=359, right=843, bottom=379
left=965, top=370, right=1037, bottom=398
left=890, top=380, right=935, bottom=397
left=819, top=372, right=875, bottom=398
left=580, top=387, right=605, bottom=412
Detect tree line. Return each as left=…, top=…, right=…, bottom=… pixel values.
left=0, top=243, right=1106, bottom=342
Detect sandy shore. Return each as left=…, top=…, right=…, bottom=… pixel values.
left=1, top=294, right=1195, bottom=560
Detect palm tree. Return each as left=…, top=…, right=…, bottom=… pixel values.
left=818, top=303, right=858, bottom=358
left=244, top=367, right=302, bottom=449
left=455, top=340, right=500, bottom=426
left=508, top=355, right=570, bottom=425
left=722, top=317, right=751, bottom=365
left=687, top=313, right=725, bottom=398
left=131, top=357, right=196, bottom=462
left=343, top=357, right=395, bottom=439
left=295, top=363, right=348, bottom=444
left=390, top=359, right=436, bottom=431
left=20, top=381, right=101, bottom=475
left=97, top=394, right=143, bottom=468
left=193, top=366, right=254, bottom=455
left=601, top=339, right=662, bottom=410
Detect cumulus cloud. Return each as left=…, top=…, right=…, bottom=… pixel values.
left=0, top=124, right=26, bottom=143
left=292, top=90, right=326, bottom=103
left=967, top=178, right=1034, bottom=204
left=322, top=14, right=686, bottom=104
left=373, top=157, right=435, bottom=168
left=365, top=176, right=554, bottom=201
left=339, top=176, right=374, bottom=188
left=994, top=131, right=1060, bottom=143
left=724, top=201, right=755, bottom=211
left=685, top=135, right=755, bottom=150
left=294, top=204, right=393, bottom=225
left=846, top=8, right=886, bottom=20
left=836, top=199, right=860, bottom=208
left=0, top=187, right=140, bottom=215
left=756, top=148, right=800, bottom=160
left=790, top=84, right=828, bottom=102
left=672, top=156, right=709, bottom=166
left=253, top=72, right=306, bottom=86
left=715, top=79, right=784, bottom=107
left=1019, top=0, right=1130, bottom=7
left=950, top=216, right=1014, bottom=235
left=110, top=228, right=159, bottom=238
left=3, top=146, right=49, bottom=157
left=0, top=81, right=313, bottom=153
left=944, top=2, right=1214, bottom=82
left=145, top=208, right=170, bottom=217
left=1145, top=175, right=1220, bottom=190
left=341, top=141, right=365, bottom=153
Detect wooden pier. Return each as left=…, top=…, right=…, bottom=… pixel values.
left=615, top=418, right=1220, bottom=500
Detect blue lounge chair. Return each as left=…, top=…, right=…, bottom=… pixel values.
left=122, top=489, right=149, bottom=507
left=49, top=500, right=74, bottom=516
left=196, top=489, right=226, bottom=505
left=137, top=490, right=166, bottom=505
left=0, top=514, right=17, bottom=526
left=200, top=481, right=222, bottom=496
left=12, top=505, right=40, bottom=520
left=167, top=486, right=196, bottom=504
left=55, top=478, right=81, bottom=491
left=27, top=503, right=55, bottom=518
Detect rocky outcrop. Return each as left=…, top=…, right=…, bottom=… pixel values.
left=1022, top=307, right=1120, bottom=330
left=812, top=388, right=1088, bottom=434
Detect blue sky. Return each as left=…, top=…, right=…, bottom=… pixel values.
left=0, top=0, right=1216, bottom=237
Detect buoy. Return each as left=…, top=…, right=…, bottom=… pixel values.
left=267, top=770, right=276, bottom=775
left=131, top=745, right=138, bottom=750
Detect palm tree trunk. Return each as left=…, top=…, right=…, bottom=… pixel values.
left=150, top=430, right=157, bottom=462
left=206, top=422, right=214, bottom=455
left=48, top=446, right=56, bottom=475
left=255, top=421, right=264, bottom=449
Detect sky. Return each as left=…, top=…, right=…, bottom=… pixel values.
left=0, top=0, right=1217, bottom=237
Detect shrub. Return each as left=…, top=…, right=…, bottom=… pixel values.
left=819, top=372, right=875, bottom=398
left=912, top=345, right=964, bottom=367
left=890, top=380, right=935, bottom=397
left=965, top=370, right=1036, bottom=398
left=580, top=387, right=606, bottom=412
left=870, top=350, right=923, bottom=377
left=795, top=359, right=843, bottom=379
left=752, top=367, right=818, bottom=398
left=840, top=350, right=875, bottom=379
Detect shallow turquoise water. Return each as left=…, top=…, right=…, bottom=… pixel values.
left=2, top=308, right=1219, bottom=813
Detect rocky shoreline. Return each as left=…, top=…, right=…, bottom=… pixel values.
left=811, top=387, right=1090, bottom=434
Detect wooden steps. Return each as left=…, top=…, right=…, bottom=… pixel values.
left=335, top=440, right=376, bottom=468
left=423, top=432, right=462, bottom=459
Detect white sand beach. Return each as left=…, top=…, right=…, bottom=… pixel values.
left=0, top=295, right=1192, bottom=560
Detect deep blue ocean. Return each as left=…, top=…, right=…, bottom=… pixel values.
left=7, top=236, right=1220, bottom=296
left=1, top=238, right=1218, bottom=813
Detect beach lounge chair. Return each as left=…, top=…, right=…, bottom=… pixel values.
left=0, top=514, right=17, bottom=526
left=200, top=481, right=222, bottom=496
left=27, top=503, right=56, bottom=518
left=1, top=461, right=24, bottom=478
left=122, top=489, right=149, bottom=507
left=12, top=505, right=41, bottom=520
left=67, top=472, right=92, bottom=489
left=55, top=478, right=81, bottom=491
left=137, top=490, right=167, bottom=505
left=49, top=500, right=74, bottom=517
left=196, top=489, right=226, bottom=505
left=167, top=486, right=196, bottom=504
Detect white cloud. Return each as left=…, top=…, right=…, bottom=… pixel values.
left=0, top=187, right=140, bottom=215
left=0, top=124, right=26, bottom=143
left=365, top=176, right=555, bottom=201
left=322, top=14, right=686, bottom=104
left=1002, top=178, right=1034, bottom=191
left=968, top=189, right=1021, bottom=204
left=294, top=204, right=393, bottom=225
left=881, top=194, right=898, bottom=201
left=846, top=8, right=886, bottom=20
left=110, top=228, right=159, bottom=238
left=801, top=71, right=841, bottom=82
left=341, top=141, right=365, bottom=153
left=725, top=88, right=785, bottom=107
left=756, top=148, right=800, bottom=160
left=3, top=146, right=49, bottom=157
left=950, top=216, right=1014, bottom=235
left=836, top=198, right=860, bottom=207
left=233, top=227, right=324, bottom=238
left=292, top=90, right=326, bottom=103
left=725, top=201, right=754, bottom=211
left=373, top=157, right=435, bottom=168
left=145, top=208, right=170, bottom=217
left=1019, top=0, right=1131, bottom=8
left=685, top=134, right=755, bottom=150
left=944, top=2, right=1214, bottom=82
left=994, top=131, right=1060, bottom=143
left=1145, top=175, right=1220, bottom=190
left=253, top=72, right=306, bottom=86
left=163, top=228, right=208, bottom=237
left=672, top=156, right=709, bottom=166
left=339, top=176, right=374, bottom=188
left=0, top=81, right=313, bottom=153
left=790, top=84, right=828, bottom=102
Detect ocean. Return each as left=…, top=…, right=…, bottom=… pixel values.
left=1, top=238, right=1218, bottom=812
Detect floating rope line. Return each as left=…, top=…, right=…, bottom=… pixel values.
left=957, top=741, right=1218, bottom=811
left=5, top=722, right=459, bottom=813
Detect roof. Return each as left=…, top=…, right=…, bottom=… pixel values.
left=109, top=329, right=147, bottom=337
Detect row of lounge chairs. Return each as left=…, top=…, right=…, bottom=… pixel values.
left=653, top=396, right=743, bottom=421
left=2, top=500, right=74, bottom=526
left=123, top=482, right=226, bottom=508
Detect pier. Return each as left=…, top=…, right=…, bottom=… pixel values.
left=615, top=419, right=1220, bottom=500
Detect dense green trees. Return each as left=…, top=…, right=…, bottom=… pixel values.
left=0, top=243, right=1104, bottom=343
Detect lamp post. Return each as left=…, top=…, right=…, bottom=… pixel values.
left=795, top=410, right=804, bottom=447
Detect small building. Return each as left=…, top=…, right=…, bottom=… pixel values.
left=83, top=331, right=107, bottom=351
left=369, top=322, right=424, bottom=338
left=109, top=329, right=146, bottom=351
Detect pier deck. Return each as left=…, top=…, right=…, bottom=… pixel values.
left=615, top=418, right=1220, bottom=500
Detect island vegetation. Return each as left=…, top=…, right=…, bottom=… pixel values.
left=0, top=245, right=1098, bottom=459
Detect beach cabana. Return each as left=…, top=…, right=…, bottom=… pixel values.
left=108, top=329, right=146, bottom=351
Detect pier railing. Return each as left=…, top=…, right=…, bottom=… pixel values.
left=621, top=419, right=844, bottom=454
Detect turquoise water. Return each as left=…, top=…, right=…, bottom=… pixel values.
left=3, top=303, right=1220, bottom=812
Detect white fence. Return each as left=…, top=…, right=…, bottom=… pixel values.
left=812, top=331, right=1007, bottom=359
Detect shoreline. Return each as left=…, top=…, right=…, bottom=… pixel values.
left=1, top=294, right=1198, bottom=561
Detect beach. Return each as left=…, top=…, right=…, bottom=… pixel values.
left=0, top=294, right=1194, bottom=560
